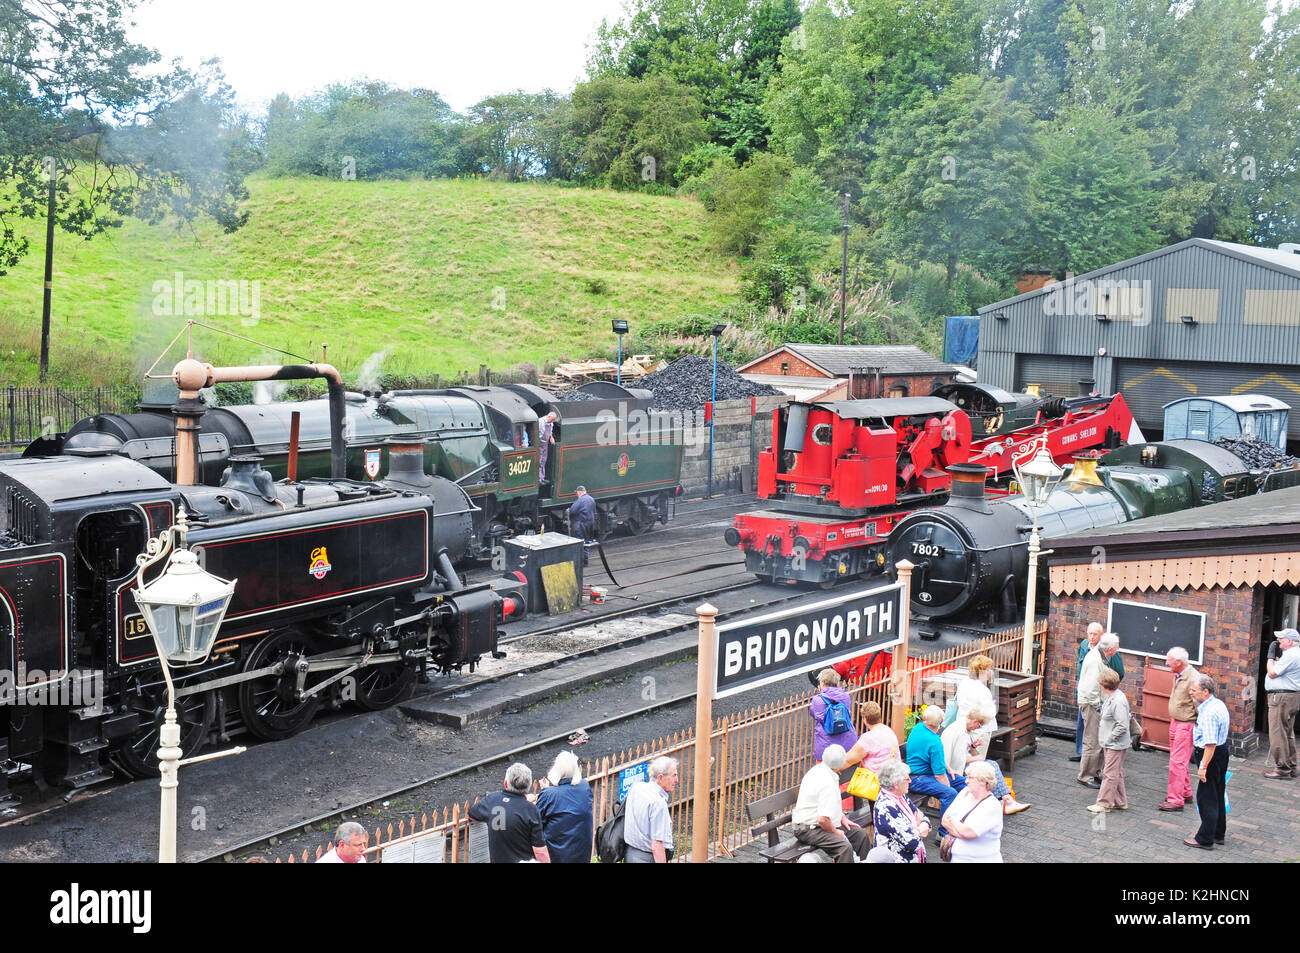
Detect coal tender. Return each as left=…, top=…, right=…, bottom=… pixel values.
left=884, top=440, right=1300, bottom=622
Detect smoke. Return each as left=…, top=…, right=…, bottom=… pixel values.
left=356, top=350, right=388, bottom=392
left=253, top=380, right=289, bottom=405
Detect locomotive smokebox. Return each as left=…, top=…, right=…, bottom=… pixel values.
left=382, top=439, right=478, bottom=566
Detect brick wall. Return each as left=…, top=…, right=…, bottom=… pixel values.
left=678, top=395, right=789, bottom=497
left=1046, top=585, right=1263, bottom=755
left=743, top=351, right=832, bottom=378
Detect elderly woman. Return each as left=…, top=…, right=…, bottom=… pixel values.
left=941, top=705, right=1031, bottom=815
left=810, top=668, right=858, bottom=761
left=535, top=750, right=595, bottom=863
left=1089, top=666, right=1132, bottom=813
left=872, top=760, right=930, bottom=863
left=954, top=655, right=999, bottom=759
left=942, top=761, right=1004, bottom=863
left=842, top=701, right=899, bottom=772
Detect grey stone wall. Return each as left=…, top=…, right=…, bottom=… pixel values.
left=677, top=395, right=789, bottom=498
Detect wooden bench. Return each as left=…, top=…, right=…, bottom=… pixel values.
left=745, top=768, right=873, bottom=863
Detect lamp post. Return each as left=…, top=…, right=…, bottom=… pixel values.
left=708, top=323, right=727, bottom=498
left=1012, top=441, right=1064, bottom=675
left=612, top=319, right=629, bottom=385
left=132, top=507, right=240, bottom=863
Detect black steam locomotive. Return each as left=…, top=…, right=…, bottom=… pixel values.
left=0, top=439, right=523, bottom=797
left=883, top=439, right=1300, bottom=623
left=33, top=381, right=684, bottom=560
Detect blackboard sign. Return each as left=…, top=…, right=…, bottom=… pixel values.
left=1106, top=598, right=1205, bottom=665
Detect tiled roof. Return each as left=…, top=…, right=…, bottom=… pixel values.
left=780, top=344, right=956, bottom=376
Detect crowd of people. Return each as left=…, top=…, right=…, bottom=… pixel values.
left=314, top=623, right=1298, bottom=863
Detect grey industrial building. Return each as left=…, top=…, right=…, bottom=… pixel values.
left=976, top=239, right=1300, bottom=443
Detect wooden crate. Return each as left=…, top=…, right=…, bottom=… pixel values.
left=988, top=669, right=1042, bottom=765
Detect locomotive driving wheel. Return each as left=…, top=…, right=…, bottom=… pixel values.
left=352, top=659, right=417, bottom=711
left=112, top=677, right=216, bottom=779
left=237, top=629, right=323, bottom=741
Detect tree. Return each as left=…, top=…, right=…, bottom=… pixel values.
left=569, top=75, right=707, bottom=189
left=867, top=74, right=1036, bottom=287
left=1011, top=103, right=1161, bottom=276
left=0, top=0, right=254, bottom=273
left=263, top=82, right=463, bottom=180
left=763, top=0, right=984, bottom=193
left=587, top=0, right=800, bottom=161
left=463, top=91, right=574, bottom=181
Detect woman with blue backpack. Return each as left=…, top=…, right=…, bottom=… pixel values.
left=811, top=669, right=858, bottom=761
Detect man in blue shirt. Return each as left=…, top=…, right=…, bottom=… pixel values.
left=906, top=706, right=964, bottom=835
left=1183, top=674, right=1230, bottom=850
left=568, top=485, right=597, bottom=565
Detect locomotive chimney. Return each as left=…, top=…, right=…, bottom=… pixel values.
left=1077, top=378, right=1096, bottom=397
left=383, top=440, right=434, bottom=491
left=946, top=463, right=991, bottom=513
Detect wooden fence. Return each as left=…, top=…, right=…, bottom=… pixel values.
left=276, top=621, right=1043, bottom=863
left=1, top=384, right=141, bottom=447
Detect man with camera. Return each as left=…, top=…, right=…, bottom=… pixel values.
left=1264, top=628, right=1300, bottom=780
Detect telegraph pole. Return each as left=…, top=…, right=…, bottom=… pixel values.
left=838, top=192, right=850, bottom=346
left=39, top=159, right=56, bottom=383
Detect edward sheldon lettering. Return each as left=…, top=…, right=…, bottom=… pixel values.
left=714, top=583, right=903, bottom=698
left=723, top=602, right=893, bottom=677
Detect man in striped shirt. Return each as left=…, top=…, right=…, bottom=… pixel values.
left=1183, top=674, right=1230, bottom=850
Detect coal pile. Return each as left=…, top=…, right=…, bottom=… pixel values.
left=550, top=389, right=602, bottom=402
left=639, top=355, right=782, bottom=410
left=1212, top=435, right=1298, bottom=470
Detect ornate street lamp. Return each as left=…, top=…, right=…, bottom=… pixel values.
left=132, top=507, right=240, bottom=862
left=1012, top=441, right=1064, bottom=675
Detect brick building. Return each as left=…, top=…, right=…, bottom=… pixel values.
left=1044, top=485, right=1300, bottom=756
left=737, top=344, right=958, bottom=401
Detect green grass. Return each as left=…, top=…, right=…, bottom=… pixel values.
left=0, top=176, right=740, bottom=387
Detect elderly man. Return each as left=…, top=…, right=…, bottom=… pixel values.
left=1159, top=646, right=1199, bottom=810
left=1077, top=633, right=1120, bottom=787
left=624, top=756, right=678, bottom=863
left=1183, top=674, right=1230, bottom=850
left=538, top=411, right=558, bottom=482
left=568, top=485, right=597, bottom=565
left=907, top=705, right=964, bottom=833
left=790, top=743, right=872, bottom=863
left=468, top=763, right=551, bottom=863
left=1071, top=623, right=1125, bottom=761
left=1264, top=628, right=1300, bottom=779
left=317, top=821, right=368, bottom=864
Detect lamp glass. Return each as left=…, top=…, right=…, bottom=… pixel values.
left=133, top=550, right=236, bottom=665
left=1015, top=447, right=1064, bottom=506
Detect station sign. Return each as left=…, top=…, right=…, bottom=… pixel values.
left=712, top=581, right=904, bottom=699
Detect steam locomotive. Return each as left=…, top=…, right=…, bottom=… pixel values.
left=725, top=383, right=1137, bottom=586
left=32, top=381, right=684, bottom=560
left=883, top=440, right=1300, bottom=622
left=0, top=436, right=526, bottom=797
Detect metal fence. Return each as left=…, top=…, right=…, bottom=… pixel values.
left=1, top=384, right=141, bottom=447
left=273, top=621, right=1043, bottom=863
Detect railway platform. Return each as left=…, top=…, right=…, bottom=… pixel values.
left=715, top=733, right=1300, bottom=863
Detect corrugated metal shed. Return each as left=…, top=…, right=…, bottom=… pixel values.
left=977, top=239, right=1300, bottom=441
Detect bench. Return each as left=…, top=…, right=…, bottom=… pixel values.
left=745, top=768, right=873, bottom=863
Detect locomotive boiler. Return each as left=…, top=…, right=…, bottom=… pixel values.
left=0, top=431, right=523, bottom=796
left=883, top=440, right=1300, bottom=621
left=35, top=380, right=684, bottom=560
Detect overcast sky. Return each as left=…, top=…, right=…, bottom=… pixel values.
left=130, top=0, right=629, bottom=113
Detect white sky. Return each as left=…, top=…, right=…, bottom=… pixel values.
left=130, top=0, right=629, bottom=113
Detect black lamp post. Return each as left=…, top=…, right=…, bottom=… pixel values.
left=612, top=319, right=629, bottom=385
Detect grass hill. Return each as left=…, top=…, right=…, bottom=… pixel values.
left=0, top=176, right=740, bottom=388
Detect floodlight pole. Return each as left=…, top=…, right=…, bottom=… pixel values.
left=839, top=193, right=849, bottom=346
left=39, top=162, right=56, bottom=383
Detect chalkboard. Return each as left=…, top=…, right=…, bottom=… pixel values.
left=1106, top=598, right=1205, bottom=665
